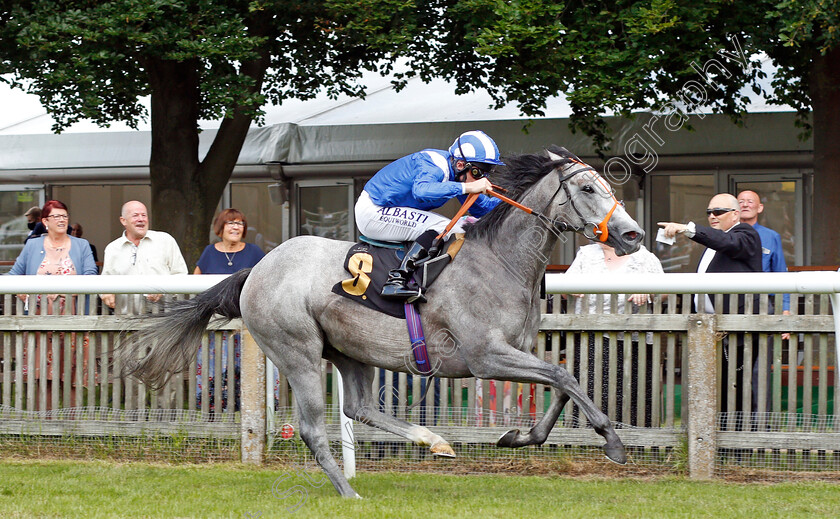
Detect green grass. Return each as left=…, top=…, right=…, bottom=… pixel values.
left=0, top=460, right=838, bottom=518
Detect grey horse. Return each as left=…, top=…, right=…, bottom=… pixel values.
left=118, top=146, right=644, bottom=498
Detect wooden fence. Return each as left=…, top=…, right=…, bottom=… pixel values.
left=0, top=293, right=242, bottom=443
left=0, top=289, right=836, bottom=478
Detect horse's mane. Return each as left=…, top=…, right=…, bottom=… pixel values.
left=465, top=145, right=582, bottom=243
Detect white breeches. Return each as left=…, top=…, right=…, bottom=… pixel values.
left=355, top=191, right=466, bottom=242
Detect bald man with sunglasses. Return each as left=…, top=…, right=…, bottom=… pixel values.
left=659, top=192, right=762, bottom=304
left=659, top=193, right=762, bottom=430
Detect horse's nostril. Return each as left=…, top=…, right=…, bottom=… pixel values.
left=625, top=231, right=638, bottom=241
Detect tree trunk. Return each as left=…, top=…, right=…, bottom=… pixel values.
left=809, top=46, right=840, bottom=266
left=146, top=58, right=216, bottom=270
left=145, top=52, right=268, bottom=269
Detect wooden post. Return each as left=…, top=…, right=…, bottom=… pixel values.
left=686, top=314, right=717, bottom=479
left=240, top=327, right=266, bottom=464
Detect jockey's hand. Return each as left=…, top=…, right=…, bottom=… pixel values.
left=464, top=177, right=493, bottom=194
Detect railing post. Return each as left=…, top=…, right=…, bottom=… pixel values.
left=240, top=327, right=266, bottom=464
left=686, top=313, right=717, bottom=479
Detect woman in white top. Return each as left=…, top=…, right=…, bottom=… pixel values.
left=565, top=242, right=664, bottom=426
left=566, top=242, right=663, bottom=313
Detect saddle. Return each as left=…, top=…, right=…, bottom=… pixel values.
left=330, top=233, right=465, bottom=318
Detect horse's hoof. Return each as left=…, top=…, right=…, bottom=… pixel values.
left=497, top=429, right=521, bottom=448
left=604, top=442, right=627, bottom=465
left=430, top=441, right=456, bottom=458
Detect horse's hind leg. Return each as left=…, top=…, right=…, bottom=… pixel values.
left=285, top=368, right=360, bottom=498
left=325, top=349, right=455, bottom=457
left=497, top=389, right=570, bottom=448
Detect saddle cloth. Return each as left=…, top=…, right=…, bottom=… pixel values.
left=330, top=234, right=464, bottom=318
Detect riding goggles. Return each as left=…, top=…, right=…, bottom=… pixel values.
left=706, top=207, right=736, bottom=216
left=461, top=162, right=494, bottom=180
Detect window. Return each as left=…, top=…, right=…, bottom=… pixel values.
left=294, top=180, right=354, bottom=241
left=231, top=183, right=285, bottom=253
left=649, top=174, right=715, bottom=272
left=0, top=186, right=43, bottom=263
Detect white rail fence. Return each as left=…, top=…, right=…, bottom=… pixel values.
left=545, top=271, right=840, bottom=478
left=0, top=273, right=837, bottom=479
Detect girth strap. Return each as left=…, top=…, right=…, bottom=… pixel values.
left=405, top=302, right=432, bottom=376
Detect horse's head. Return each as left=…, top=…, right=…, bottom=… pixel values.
left=543, top=147, right=644, bottom=256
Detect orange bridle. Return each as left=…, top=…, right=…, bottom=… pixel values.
left=434, top=159, right=621, bottom=246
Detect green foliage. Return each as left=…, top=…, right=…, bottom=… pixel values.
left=772, top=0, right=840, bottom=52
left=0, top=0, right=431, bottom=132
left=3, top=0, right=839, bottom=148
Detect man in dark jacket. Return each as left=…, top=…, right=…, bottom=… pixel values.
left=659, top=193, right=762, bottom=431
left=24, top=206, right=46, bottom=242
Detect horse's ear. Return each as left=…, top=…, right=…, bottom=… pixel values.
left=546, top=149, right=563, bottom=162
left=546, top=145, right=581, bottom=163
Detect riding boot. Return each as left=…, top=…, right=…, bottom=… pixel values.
left=381, top=241, right=428, bottom=303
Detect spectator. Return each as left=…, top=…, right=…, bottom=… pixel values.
left=69, top=222, right=99, bottom=264
left=24, top=206, right=46, bottom=242
left=659, top=193, right=762, bottom=431
left=8, top=200, right=98, bottom=409
left=193, top=209, right=264, bottom=274
left=193, top=209, right=265, bottom=412
left=738, top=189, right=790, bottom=414
left=565, top=242, right=664, bottom=426
left=737, top=190, right=790, bottom=322
left=100, top=200, right=188, bottom=314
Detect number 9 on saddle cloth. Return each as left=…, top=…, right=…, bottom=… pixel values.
left=331, top=230, right=464, bottom=319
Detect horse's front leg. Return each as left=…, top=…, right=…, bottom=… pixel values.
left=469, top=346, right=626, bottom=464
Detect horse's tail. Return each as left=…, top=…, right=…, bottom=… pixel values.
left=116, top=268, right=252, bottom=389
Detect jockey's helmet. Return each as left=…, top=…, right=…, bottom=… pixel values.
left=449, top=130, right=505, bottom=167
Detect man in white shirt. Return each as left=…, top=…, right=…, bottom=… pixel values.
left=100, top=200, right=188, bottom=312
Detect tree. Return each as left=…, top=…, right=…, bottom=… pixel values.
left=458, top=0, right=839, bottom=264
left=0, top=0, right=441, bottom=266
left=2, top=1, right=838, bottom=264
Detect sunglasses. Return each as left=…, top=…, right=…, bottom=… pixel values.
left=706, top=207, right=736, bottom=216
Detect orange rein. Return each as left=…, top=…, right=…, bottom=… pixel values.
left=485, top=185, right=534, bottom=215
left=437, top=173, right=619, bottom=243
left=435, top=186, right=530, bottom=243
left=434, top=192, right=480, bottom=241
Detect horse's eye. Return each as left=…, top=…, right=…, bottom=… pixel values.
left=581, top=184, right=595, bottom=193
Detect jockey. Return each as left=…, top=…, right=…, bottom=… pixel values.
left=355, top=130, right=504, bottom=302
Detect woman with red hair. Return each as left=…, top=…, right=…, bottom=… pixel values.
left=9, top=200, right=97, bottom=409
left=10, top=200, right=97, bottom=276
left=193, top=208, right=265, bottom=412
left=193, top=208, right=264, bottom=274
